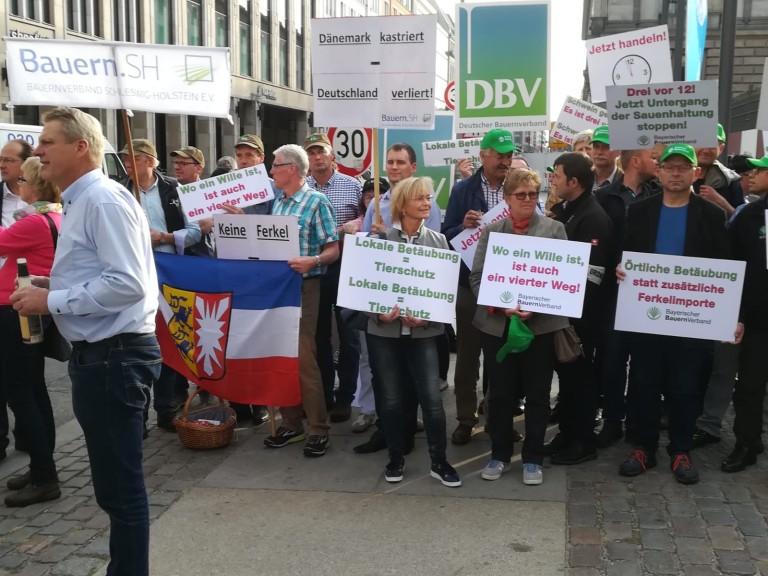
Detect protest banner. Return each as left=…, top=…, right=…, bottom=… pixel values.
left=4, top=38, right=231, bottom=118
left=212, top=214, right=299, bottom=261
left=476, top=232, right=592, bottom=318
left=586, top=25, right=673, bottom=103
left=337, top=235, right=461, bottom=324
left=450, top=199, right=510, bottom=268
left=606, top=80, right=718, bottom=149
left=177, top=166, right=274, bottom=223
left=310, top=15, right=437, bottom=129
left=421, top=137, right=481, bottom=168
left=456, top=1, right=549, bottom=132
left=615, top=251, right=745, bottom=341
left=551, top=96, right=607, bottom=145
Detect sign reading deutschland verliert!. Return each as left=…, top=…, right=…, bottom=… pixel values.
left=311, top=15, right=437, bottom=129
left=337, top=236, right=460, bottom=324
left=615, top=251, right=745, bottom=341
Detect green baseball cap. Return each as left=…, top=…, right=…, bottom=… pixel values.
left=717, top=123, right=726, bottom=143
left=546, top=166, right=554, bottom=173
left=480, top=129, right=518, bottom=153
left=591, top=125, right=609, bottom=145
left=746, top=156, right=768, bottom=169
left=659, top=143, right=698, bottom=166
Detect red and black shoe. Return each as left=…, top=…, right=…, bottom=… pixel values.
left=618, top=448, right=657, bottom=477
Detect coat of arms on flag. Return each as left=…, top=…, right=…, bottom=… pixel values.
left=154, top=253, right=301, bottom=406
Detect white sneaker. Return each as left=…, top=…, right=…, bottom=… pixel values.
left=481, top=459, right=510, bottom=481
left=438, top=378, right=449, bottom=391
left=351, top=412, right=376, bottom=433
left=522, top=463, right=543, bottom=485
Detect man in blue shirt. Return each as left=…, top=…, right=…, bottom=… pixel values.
left=11, top=107, right=161, bottom=576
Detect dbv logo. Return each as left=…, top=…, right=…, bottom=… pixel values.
left=465, top=78, right=543, bottom=110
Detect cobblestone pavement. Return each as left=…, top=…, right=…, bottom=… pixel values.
left=565, top=412, right=768, bottom=576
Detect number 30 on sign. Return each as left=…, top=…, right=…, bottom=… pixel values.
left=327, top=127, right=373, bottom=178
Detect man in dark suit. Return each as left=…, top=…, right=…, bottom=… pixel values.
left=616, top=143, right=737, bottom=485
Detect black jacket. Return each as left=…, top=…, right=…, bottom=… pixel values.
left=551, top=192, right=614, bottom=329
left=729, top=196, right=768, bottom=333
left=442, top=170, right=488, bottom=287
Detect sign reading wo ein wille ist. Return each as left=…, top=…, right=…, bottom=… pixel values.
left=477, top=233, right=592, bottom=318
left=615, top=251, right=745, bottom=341
left=177, top=166, right=274, bottom=223
left=337, top=236, right=460, bottom=324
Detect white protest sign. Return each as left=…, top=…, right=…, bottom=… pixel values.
left=337, top=236, right=460, bottom=323
left=586, top=25, right=673, bottom=103
left=421, top=137, right=482, bottom=168
left=311, top=15, right=437, bottom=129
left=606, top=80, right=718, bottom=149
left=4, top=39, right=231, bottom=118
left=177, top=166, right=274, bottom=223
left=212, top=214, right=299, bottom=261
left=450, top=200, right=510, bottom=268
left=551, top=96, right=607, bottom=145
left=615, top=251, right=745, bottom=341
left=477, top=232, right=592, bottom=318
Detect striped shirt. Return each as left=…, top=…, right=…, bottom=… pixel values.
left=480, top=170, right=504, bottom=211
left=306, top=171, right=361, bottom=226
left=272, top=183, right=338, bottom=278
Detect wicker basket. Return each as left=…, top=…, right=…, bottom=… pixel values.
left=173, top=389, right=237, bottom=450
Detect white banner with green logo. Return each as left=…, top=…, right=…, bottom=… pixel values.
left=455, top=1, right=549, bottom=132
left=615, top=252, right=745, bottom=341
left=476, top=232, right=591, bottom=318
left=4, top=38, right=231, bottom=117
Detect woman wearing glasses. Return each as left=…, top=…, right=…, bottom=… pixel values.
left=366, top=176, right=462, bottom=488
left=469, top=169, right=570, bottom=486
left=0, top=157, right=62, bottom=507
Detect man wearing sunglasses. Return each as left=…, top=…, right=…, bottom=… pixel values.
left=546, top=152, right=613, bottom=466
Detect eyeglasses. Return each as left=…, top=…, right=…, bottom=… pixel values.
left=660, top=164, right=695, bottom=173
left=272, top=162, right=293, bottom=169
left=411, top=194, right=434, bottom=202
left=508, top=192, right=539, bottom=201
left=0, top=157, right=21, bottom=164
left=172, top=161, right=197, bottom=167
left=16, top=177, right=27, bottom=184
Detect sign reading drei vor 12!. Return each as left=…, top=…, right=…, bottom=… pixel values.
left=4, top=39, right=231, bottom=117
left=615, top=251, right=745, bottom=341
left=456, top=1, right=549, bottom=132
left=606, top=80, right=718, bottom=149
left=177, top=166, right=274, bottom=223
left=477, top=233, right=592, bottom=318
left=311, top=15, right=437, bottom=129
left=337, top=235, right=460, bottom=324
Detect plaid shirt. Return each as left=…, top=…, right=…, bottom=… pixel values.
left=480, top=170, right=504, bottom=210
left=306, top=171, right=361, bottom=226
left=272, top=183, right=338, bottom=278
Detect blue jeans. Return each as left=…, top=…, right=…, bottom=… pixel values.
left=367, top=335, right=446, bottom=462
left=70, top=333, right=161, bottom=576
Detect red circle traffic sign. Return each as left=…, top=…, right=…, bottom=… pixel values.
left=327, top=127, right=373, bottom=178
left=444, top=81, right=456, bottom=111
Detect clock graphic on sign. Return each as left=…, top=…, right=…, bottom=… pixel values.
left=612, top=55, right=652, bottom=85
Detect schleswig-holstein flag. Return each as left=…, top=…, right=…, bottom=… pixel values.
left=154, top=253, right=301, bottom=406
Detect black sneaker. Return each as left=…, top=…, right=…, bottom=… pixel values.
left=303, top=435, right=329, bottom=457
left=619, top=448, right=657, bottom=477
left=4, top=481, right=61, bottom=507
left=692, top=429, right=721, bottom=449
left=543, top=432, right=568, bottom=456
left=264, top=427, right=305, bottom=448
left=596, top=422, right=623, bottom=448
left=670, top=453, right=699, bottom=485
left=385, top=459, right=404, bottom=483
left=430, top=461, right=461, bottom=487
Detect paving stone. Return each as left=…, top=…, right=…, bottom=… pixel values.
left=83, top=514, right=109, bottom=530
left=681, top=567, right=722, bottom=576
left=55, top=470, right=78, bottom=483
left=570, top=526, right=601, bottom=545
left=570, top=489, right=597, bottom=505
left=25, top=514, right=61, bottom=528
left=14, top=563, right=53, bottom=576
left=0, top=517, right=26, bottom=535
left=602, top=510, right=633, bottom=523
left=671, top=518, right=707, bottom=539
left=73, top=486, right=94, bottom=497
left=568, top=545, right=602, bottom=568
left=739, top=519, right=768, bottom=537
left=567, top=568, right=601, bottom=576
left=637, top=508, right=667, bottom=529
left=642, top=550, right=677, bottom=574
left=3, top=528, right=39, bottom=544
left=38, top=520, right=80, bottom=536
left=708, top=525, right=744, bottom=550
left=148, top=491, right=180, bottom=507
left=600, top=497, right=631, bottom=512
left=667, top=502, right=696, bottom=517
left=693, top=497, right=729, bottom=510
left=747, top=537, right=768, bottom=561
left=730, top=502, right=764, bottom=522
left=77, top=536, right=109, bottom=558
left=11, top=503, right=54, bottom=518
left=634, top=494, right=664, bottom=508
left=16, top=535, right=56, bottom=555
left=0, top=554, right=28, bottom=569
left=606, top=561, right=641, bottom=576
left=689, top=484, right=723, bottom=498
left=605, top=542, right=638, bottom=561
left=640, top=528, right=673, bottom=551
left=700, top=508, right=735, bottom=525
left=676, top=537, right=712, bottom=565
left=722, top=484, right=753, bottom=503
left=568, top=505, right=598, bottom=526
left=603, top=522, right=633, bottom=542
left=36, top=545, right=78, bottom=563
left=43, top=497, right=89, bottom=515
left=58, top=528, right=98, bottom=546
left=53, top=456, right=79, bottom=469
left=48, top=556, right=105, bottom=576
left=716, top=550, right=756, bottom=575
left=61, top=475, right=90, bottom=489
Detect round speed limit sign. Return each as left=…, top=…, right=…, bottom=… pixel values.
left=327, top=127, right=373, bottom=178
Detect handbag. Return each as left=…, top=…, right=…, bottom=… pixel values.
left=553, top=325, right=583, bottom=364
left=41, top=213, right=72, bottom=362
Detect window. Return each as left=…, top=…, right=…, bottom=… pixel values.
left=294, top=0, right=304, bottom=90
left=155, top=0, right=173, bottom=44
left=239, top=0, right=252, bottom=76
left=113, top=0, right=140, bottom=42
left=278, top=0, right=288, bottom=86
left=67, top=0, right=101, bottom=36
left=215, top=0, right=229, bottom=47
left=260, top=0, right=272, bottom=81
left=187, top=0, right=202, bottom=45
left=10, top=0, right=51, bottom=23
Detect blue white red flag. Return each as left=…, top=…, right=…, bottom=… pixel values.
left=154, top=253, right=301, bottom=406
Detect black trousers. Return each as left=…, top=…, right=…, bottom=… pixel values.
left=732, top=331, right=768, bottom=448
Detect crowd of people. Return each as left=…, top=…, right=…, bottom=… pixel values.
left=0, top=107, right=766, bottom=575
